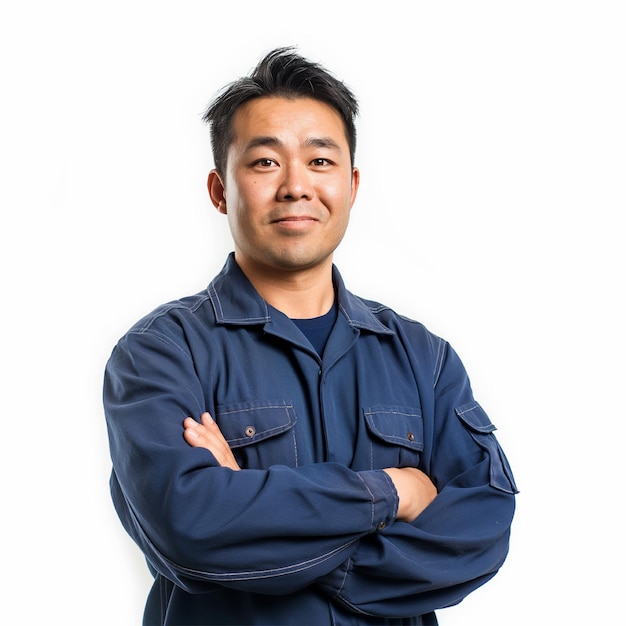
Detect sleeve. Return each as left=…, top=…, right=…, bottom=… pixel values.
left=316, top=340, right=518, bottom=618
left=103, top=329, right=398, bottom=595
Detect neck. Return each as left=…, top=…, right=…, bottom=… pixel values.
left=235, top=254, right=335, bottom=319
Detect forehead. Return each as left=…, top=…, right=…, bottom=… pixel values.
left=231, top=96, right=348, bottom=147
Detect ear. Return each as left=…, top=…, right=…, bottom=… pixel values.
left=208, top=170, right=227, bottom=214
left=349, top=167, right=360, bottom=208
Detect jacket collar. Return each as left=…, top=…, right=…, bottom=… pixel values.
left=207, top=253, right=394, bottom=336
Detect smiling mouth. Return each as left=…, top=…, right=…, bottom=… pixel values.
left=272, top=215, right=317, bottom=222
left=270, top=217, right=318, bottom=233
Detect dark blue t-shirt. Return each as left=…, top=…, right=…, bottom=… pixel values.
left=292, top=304, right=338, bottom=356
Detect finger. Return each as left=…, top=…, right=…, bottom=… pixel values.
left=183, top=416, right=207, bottom=447
left=183, top=416, right=198, bottom=430
left=200, top=412, right=215, bottom=427
left=183, top=425, right=201, bottom=446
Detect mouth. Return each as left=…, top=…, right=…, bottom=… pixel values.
left=271, top=214, right=317, bottom=222
left=271, top=215, right=318, bottom=229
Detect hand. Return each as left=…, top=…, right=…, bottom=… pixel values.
left=383, top=467, right=437, bottom=523
left=183, top=412, right=241, bottom=471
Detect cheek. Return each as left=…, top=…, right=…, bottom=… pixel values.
left=321, top=174, right=356, bottom=206
left=225, top=199, right=260, bottom=242
left=329, top=187, right=356, bottom=216
left=235, top=180, right=275, bottom=209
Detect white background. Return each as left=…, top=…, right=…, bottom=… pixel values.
left=1, top=1, right=624, bottom=624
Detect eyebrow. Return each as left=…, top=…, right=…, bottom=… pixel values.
left=304, top=137, right=342, bottom=151
left=244, top=136, right=342, bottom=152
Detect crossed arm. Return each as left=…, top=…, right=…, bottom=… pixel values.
left=183, top=412, right=437, bottom=523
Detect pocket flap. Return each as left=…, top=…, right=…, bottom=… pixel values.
left=216, top=401, right=297, bottom=448
left=455, top=401, right=518, bottom=494
left=364, top=407, right=424, bottom=452
left=455, top=402, right=497, bottom=434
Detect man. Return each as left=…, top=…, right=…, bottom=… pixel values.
left=103, top=47, right=517, bottom=626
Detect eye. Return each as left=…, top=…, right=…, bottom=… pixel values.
left=311, top=158, right=332, bottom=167
left=253, top=158, right=277, bottom=168
left=251, top=157, right=278, bottom=169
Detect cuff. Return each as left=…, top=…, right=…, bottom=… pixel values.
left=356, top=469, right=398, bottom=533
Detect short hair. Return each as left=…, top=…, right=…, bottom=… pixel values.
left=202, top=47, right=359, bottom=176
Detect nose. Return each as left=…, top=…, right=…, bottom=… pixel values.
left=277, top=161, right=313, bottom=201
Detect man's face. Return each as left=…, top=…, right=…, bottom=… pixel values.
left=208, top=96, right=359, bottom=278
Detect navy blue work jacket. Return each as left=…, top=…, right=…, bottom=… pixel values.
left=103, top=254, right=517, bottom=626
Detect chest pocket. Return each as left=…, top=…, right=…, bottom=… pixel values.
left=216, top=401, right=298, bottom=469
left=363, top=406, right=424, bottom=469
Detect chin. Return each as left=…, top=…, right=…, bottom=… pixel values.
left=268, top=250, right=332, bottom=272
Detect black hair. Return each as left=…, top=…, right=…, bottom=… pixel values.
left=202, top=47, right=359, bottom=175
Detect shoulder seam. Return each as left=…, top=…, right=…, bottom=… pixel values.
left=432, top=336, right=446, bottom=388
